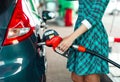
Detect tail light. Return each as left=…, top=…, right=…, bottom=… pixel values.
left=2, top=0, right=34, bottom=46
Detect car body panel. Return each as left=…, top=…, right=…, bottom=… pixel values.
left=0, top=37, right=36, bottom=79
left=0, top=36, right=45, bottom=81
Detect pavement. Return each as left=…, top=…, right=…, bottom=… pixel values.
left=45, top=13, right=120, bottom=82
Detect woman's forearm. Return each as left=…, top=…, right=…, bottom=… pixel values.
left=57, top=24, right=88, bottom=52
left=70, top=24, right=88, bottom=41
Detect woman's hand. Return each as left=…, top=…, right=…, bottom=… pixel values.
left=56, top=24, right=88, bottom=53
left=56, top=35, right=75, bottom=52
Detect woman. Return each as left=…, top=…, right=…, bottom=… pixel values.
left=57, top=0, right=110, bottom=82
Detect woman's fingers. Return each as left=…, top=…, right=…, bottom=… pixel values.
left=56, top=35, right=74, bottom=52
left=57, top=42, right=70, bottom=52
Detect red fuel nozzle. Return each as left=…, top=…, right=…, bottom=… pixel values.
left=45, top=36, right=62, bottom=50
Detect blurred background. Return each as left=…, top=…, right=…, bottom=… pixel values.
left=33, top=0, right=120, bottom=82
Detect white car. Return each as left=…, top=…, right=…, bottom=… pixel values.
left=105, top=0, right=120, bottom=15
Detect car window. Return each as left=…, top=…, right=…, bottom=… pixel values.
left=0, top=0, right=13, bottom=14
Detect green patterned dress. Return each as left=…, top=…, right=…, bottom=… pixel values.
left=67, top=0, right=110, bottom=76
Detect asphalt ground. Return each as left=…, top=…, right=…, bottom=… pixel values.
left=45, top=13, right=120, bottom=82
